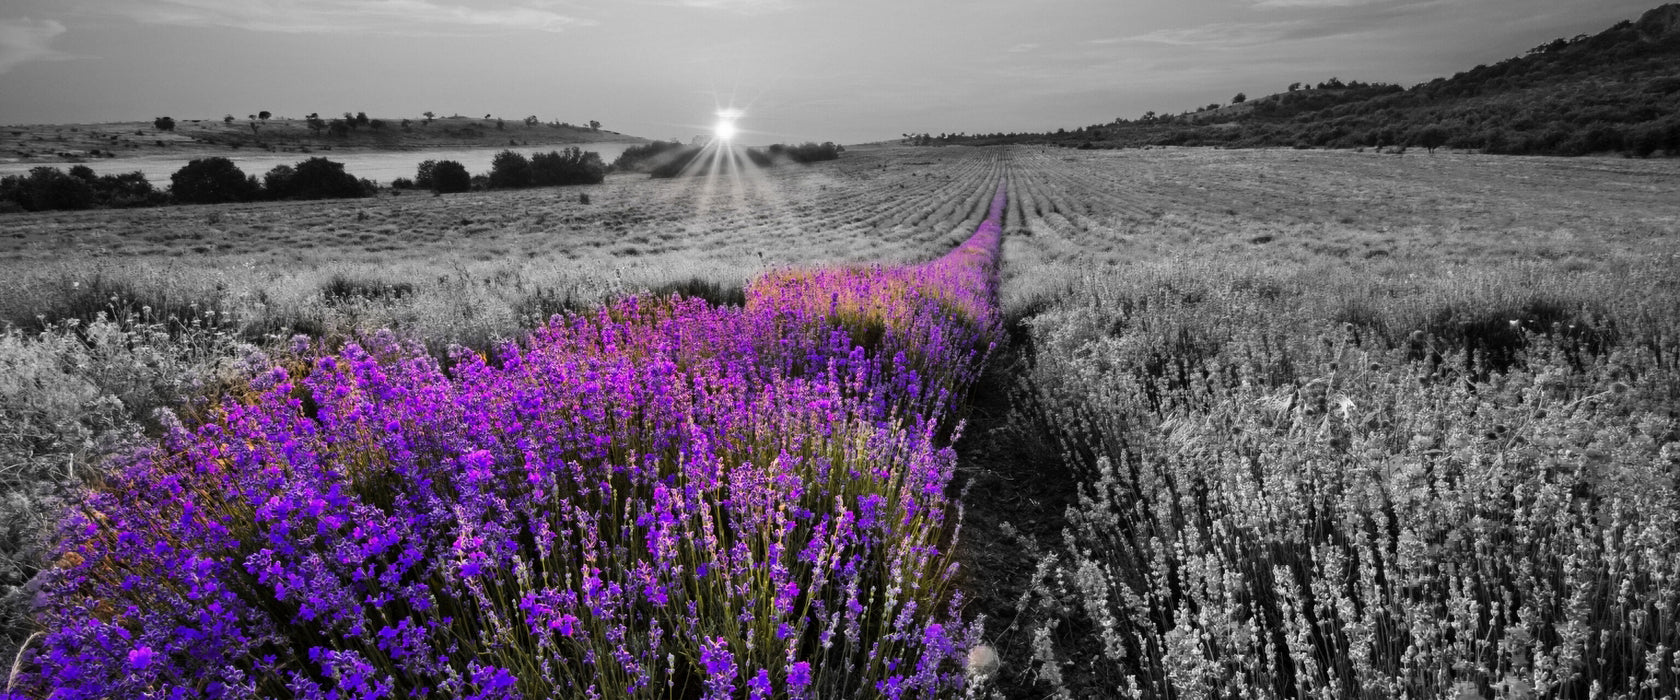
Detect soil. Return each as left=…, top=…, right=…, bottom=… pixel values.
left=950, top=342, right=1080, bottom=699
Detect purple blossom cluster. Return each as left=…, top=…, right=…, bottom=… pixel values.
left=22, top=185, right=1008, bottom=698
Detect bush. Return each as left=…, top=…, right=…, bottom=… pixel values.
left=766, top=141, right=843, bottom=163
left=93, top=171, right=163, bottom=208
left=169, top=157, right=259, bottom=204
left=153, top=116, right=175, bottom=132
left=429, top=160, right=471, bottom=194
left=488, top=149, right=533, bottom=189
left=529, top=147, right=606, bottom=186
left=414, top=159, right=438, bottom=190
left=611, top=140, right=688, bottom=172
left=267, top=157, right=367, bottom=200
left=1, top=167, right=95, bottom=211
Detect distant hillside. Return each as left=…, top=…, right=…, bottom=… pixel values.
left=927, top=4, right=1680, bottom=157
left=0, top=115, right=643, bottom=164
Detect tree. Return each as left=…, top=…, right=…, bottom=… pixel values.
left=258, top=110, right=271, bottom=120
left=328, top=119, right=351, bottom=137
left=5, top=167, right=95, bottom=211
left=1413, top=124, right=1449, bottom=153
left=415, top=160, right=439, bottom=190
left=354, top=112, right=370, bottom=128
left=589, top=120, right=600, bottom=131
left=270, top=157, right=367, bottom=200
left=488, top=150, right=532, bottom=188
left=306, top=113, right=326, bottom=135
left=170, top=157, right=259, bottom=204
left=1288, top=82, right=1301, bottom=92
left=530, top=147, right=606, bottom=186
left=223, top=114, right=235, bottom=124
left=423, top=111, right=435, bottom=124
left=429, top=160, right=471, bottom=193
left=154, top=116, right=176, bottom=132
left=1232, top=93, right=1247, bottom=104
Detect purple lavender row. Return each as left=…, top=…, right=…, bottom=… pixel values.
left=24, top=183, right=1008, bottom=700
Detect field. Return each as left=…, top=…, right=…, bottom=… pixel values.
left=3, top=145, right=1679, bottom=697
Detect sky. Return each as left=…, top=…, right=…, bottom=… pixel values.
left=0, top=0, right=1664, bottom=145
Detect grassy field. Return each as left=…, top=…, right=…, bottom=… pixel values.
left=3, top=144, right=1678, bottom=697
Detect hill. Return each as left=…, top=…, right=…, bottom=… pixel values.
left=0, top=114, right=643, bottom=164
left=925, top=4, right=1680, bottom=157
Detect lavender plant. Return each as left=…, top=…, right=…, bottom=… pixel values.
left=19, top=187, right=1009, bottom=699
left=1012, top=261, right=1680, bottom=698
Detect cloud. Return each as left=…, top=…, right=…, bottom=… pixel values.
left=0, top=17, right=69, bottom=73
left=1007, top=43, right=1039, bottom=53
left=111, top=0, right=592, bottom=36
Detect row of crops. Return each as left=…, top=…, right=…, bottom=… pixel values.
left=18, top=186, right=1008, bottom=696
left=995, top=148, right=1680, bottom=698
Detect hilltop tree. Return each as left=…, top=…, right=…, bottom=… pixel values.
left=589, top=120, right=601, bottom=131
left=1232, top=93, right=1247, bottom=104
left=258, top=111, right=271, bottom=120
left=354, top=112, right=370, bottom=128
left=153, top=116, right=175, bottom=132
left=423, top=111, right=435, bottom=124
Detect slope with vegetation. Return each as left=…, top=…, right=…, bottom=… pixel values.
left=923, top=4, right=1680, bottom=157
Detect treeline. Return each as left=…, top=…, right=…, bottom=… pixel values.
left=392, top=148, right=606, bottom=193
left=0, top=156, right=372, bottom=212
left=921, top=4, right=1680, bottom=157
left=611, top=140, right=843, bottom=179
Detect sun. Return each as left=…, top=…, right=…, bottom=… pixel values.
left=714, top=108, right=743, bottom=142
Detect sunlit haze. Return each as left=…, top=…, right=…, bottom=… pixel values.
left=0, top=0, right=1663, bottom=143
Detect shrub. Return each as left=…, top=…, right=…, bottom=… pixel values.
left=93, top=171, right=163, bottom=208
left=611, top=140, right=688, bottom=172
left=153, top=116, right=175, bottom=132
left=529, top=147, right=606, bottom=186
left=2, top=167, right=95, bottom=211
left=488, top=149, right=533, bottom=188
left=767, top=142, right=843, bottom=163
left=430, top=160, right=471, bottom=194
left=267, top=157, right=367, bottom=200
left=169, top=157, right=259, bottom=204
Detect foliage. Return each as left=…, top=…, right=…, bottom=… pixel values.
left=611, top=141, right=689, bottom=173
left=265, top=157, right=369, bottom=200
left=767, top=142, right=844, bottom=164
left=428, top=160, right=471, bottom=194
left=169, top=157, right=260, bottom=205
left=0, top=167, right=94, bottom=211
left=488, top=149, right=533, bottom=189
left=153, top=117, right=175, bottom=132
left=933, top=5, right=1680, bottom=157
left=1010, top=260, right=1680, bottom=698
left=21, top=187, right=1011, bottom=698
left=530, top=148, right=607, bottom=187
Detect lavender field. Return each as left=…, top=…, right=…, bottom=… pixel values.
left=3, top=146, right=1679, bottom=698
